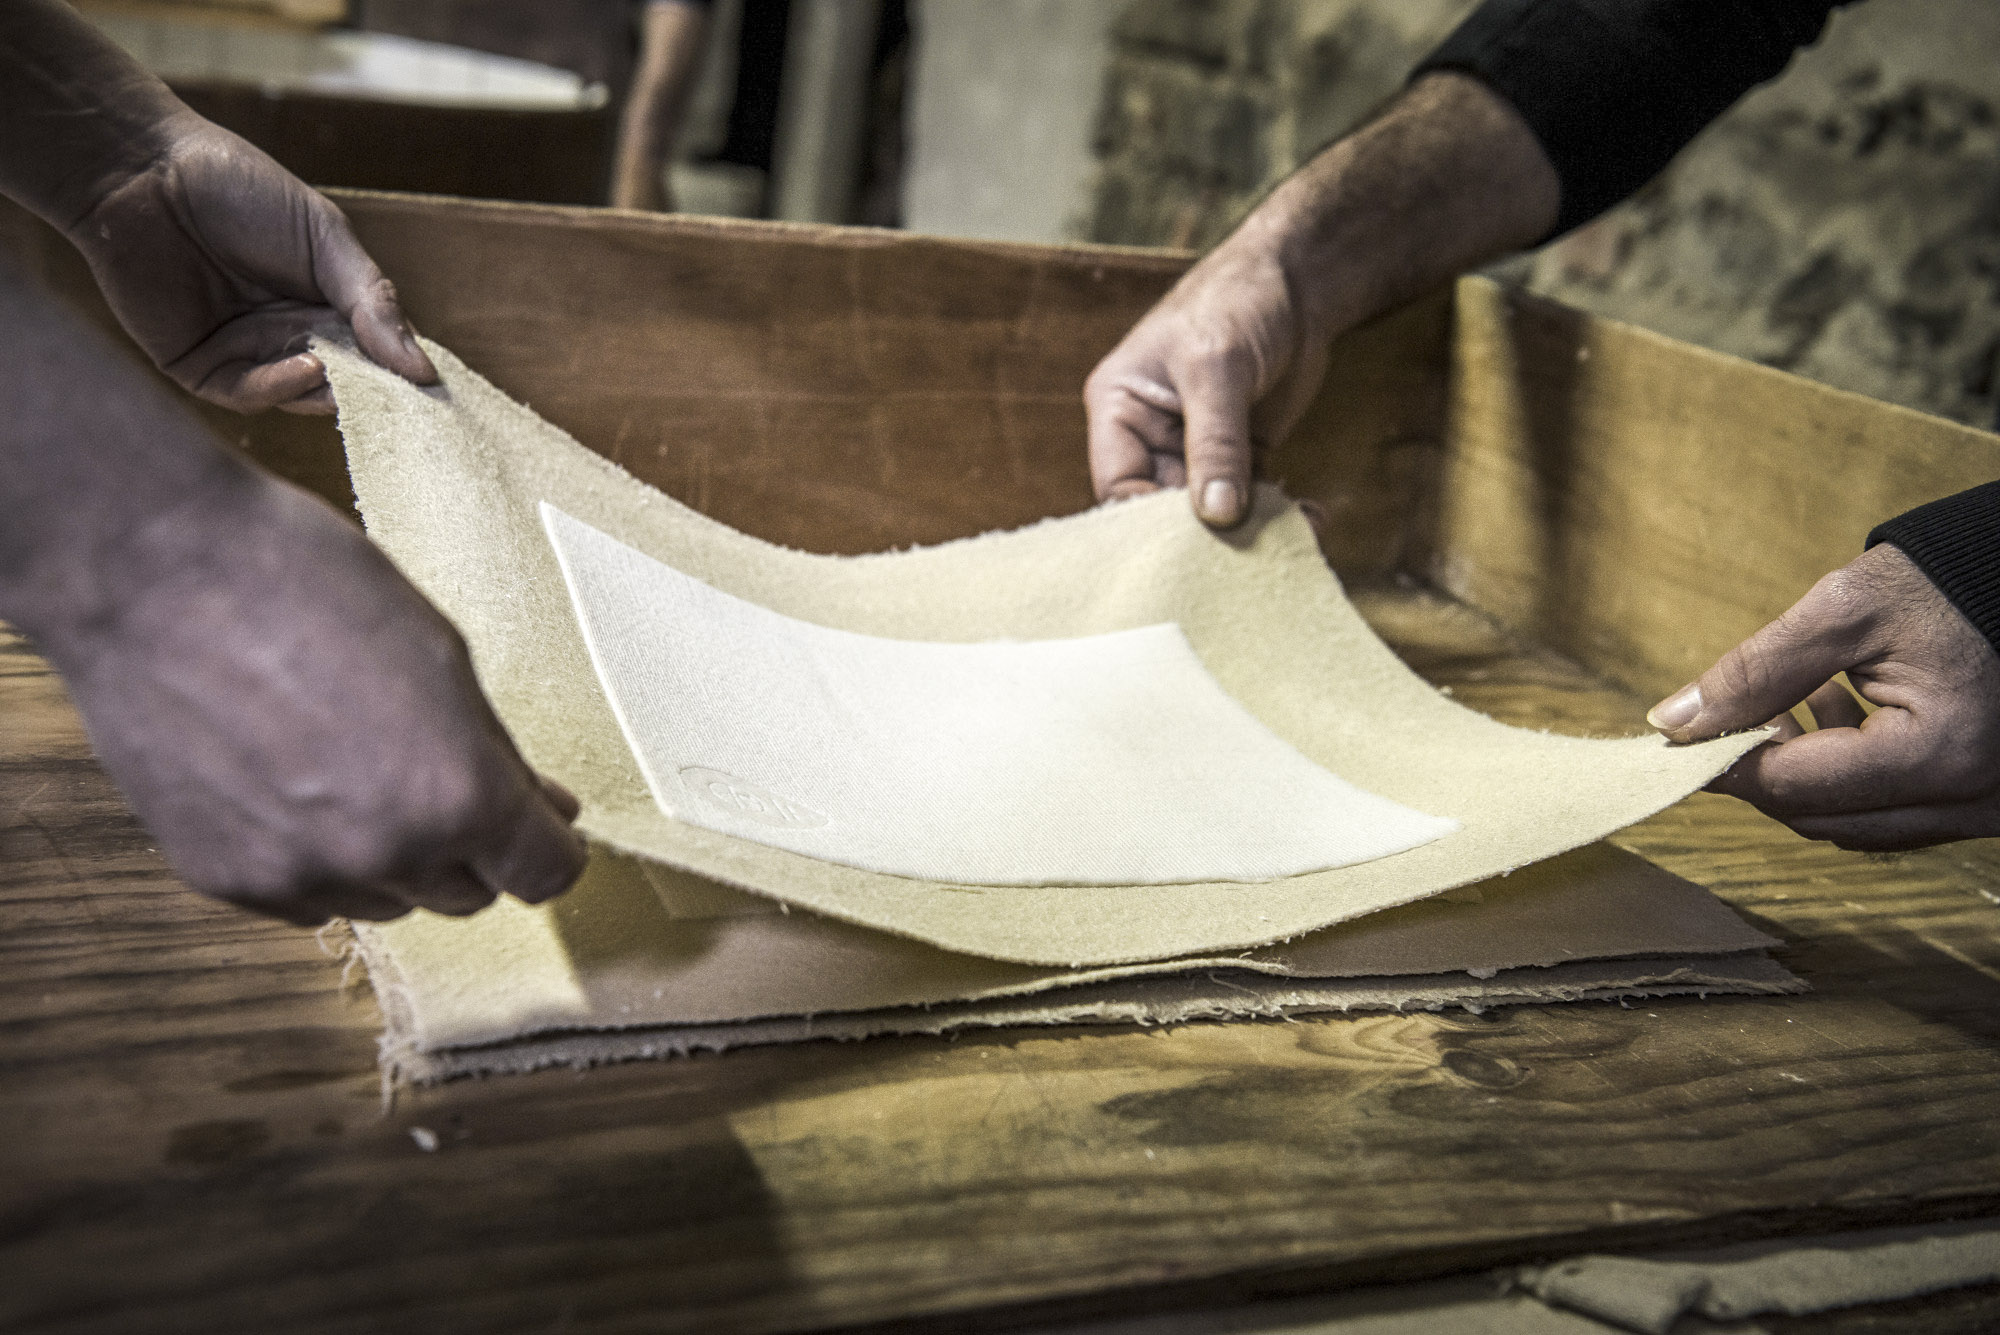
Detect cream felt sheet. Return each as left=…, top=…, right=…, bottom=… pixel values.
left=352, top=842, right=1801, bottom=1082
left=364, top=841, right=1782, bottom=1041
left=541, top=502, right=1454, bottom=885
left=323, top=338, right=1762, bottom=967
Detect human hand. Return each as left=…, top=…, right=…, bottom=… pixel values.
left=1084, top=226, right=1329, bottom=529
left=44, top=465, right=585, bottom=926
left=1647, top=543, right=2000, bottom=850
left=1082, top=74, right=1560, bottom=533
left=65, top=110, right=436, bottom=415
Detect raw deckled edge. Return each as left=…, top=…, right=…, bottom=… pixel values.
left=343, top=922, right=426, bottom=1103
left=378, top=953, right=1805, bottom=1086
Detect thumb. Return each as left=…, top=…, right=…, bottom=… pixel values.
left=308, top=198, right=438, bottom=387
left=1178, top=351, right=1258, bottom=529
left=1648, top=571, right=1876, bottom=743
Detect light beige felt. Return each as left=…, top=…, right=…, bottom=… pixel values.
left=352, top=840, right=1795, bottom=1072
left=323, top=337, right=1764, bottom=967
left=371, top=948, right=1803, bottom=1085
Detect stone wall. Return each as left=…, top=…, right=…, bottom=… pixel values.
left=1085, top=0, right=1474, bottom=249
left=1084, top=0, right=2000, bottom=430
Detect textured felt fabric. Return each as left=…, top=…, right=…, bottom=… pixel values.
left=374, top=947, right=1800, bottom=1085
left=542, top=502, right=1455, bottom=885
left=351, top=841, right=1799, bottom=1081
left=1521, top=1219, right=2000, bottom=1333
left=322, top=337, right=1764, bottom=967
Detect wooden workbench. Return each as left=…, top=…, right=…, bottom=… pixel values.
left=9, top=587, right=2000, bottom=1333
left=5, top=194, right=2000, bottom=1332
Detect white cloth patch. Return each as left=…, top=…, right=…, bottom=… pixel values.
left=542, top=503, right=1456, bottom=886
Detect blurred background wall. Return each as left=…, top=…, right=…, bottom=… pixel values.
left=60, top=0, right=2000, bottom=429
left=916, top=0, right=2000, bottom=431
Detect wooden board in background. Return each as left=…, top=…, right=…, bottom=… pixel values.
left=1429, top=277, right=2000, bottom=705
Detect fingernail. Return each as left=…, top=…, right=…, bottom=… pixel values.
left=1199, top=479, right=1242, bottom=525
left=1647, top=683, right=1702, bottom=732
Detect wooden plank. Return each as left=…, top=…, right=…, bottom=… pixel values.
left=321, top=192, right=1452, bottom=572
left=0, top=191, right=1446, bottom=576
left=9, top=190, right=2000, bottom=1331
left=1427, top=275, right=2000, bottom=704
left=8, top=589, right=2000, bottom=1334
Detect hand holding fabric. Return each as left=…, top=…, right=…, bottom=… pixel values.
left=0, top=242, right=583, bottom=928
left=1648, top=543, right=2000, bottom=850
left=1083, top=73, right=1558, bottom=531
left=47, top=467, right=586, bottom=925
left=66, top=112, right=437, bottom=414
left=0, top=0, right=435, bottom=414
left=1084, top=226, right=1327, bottom=529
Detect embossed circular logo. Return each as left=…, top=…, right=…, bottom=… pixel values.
left=680, top=767, right=829, bottom=829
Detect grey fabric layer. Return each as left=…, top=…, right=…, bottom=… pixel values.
left=1521, top=1218, right=2000, bottom=1332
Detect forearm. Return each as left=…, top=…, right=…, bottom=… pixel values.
left=1416, top=0, right=1851, bottom=235
left=0, top=253, right=250, bottom=644
left=610, top=0, right=710, bottom=209
left=0, top=0, right=193, bottom=230
left=1246, top=71, right=1559, bottom=347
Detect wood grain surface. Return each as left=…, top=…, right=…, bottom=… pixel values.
left=8, top=587, right=2000, bottom=1335
left=1431, top=277, right=2000, bottom=705
left=7, top=191, right=2000, bottom=1332
left=0, top=191, right=1447, bottom=579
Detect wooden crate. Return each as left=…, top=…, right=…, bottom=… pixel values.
left=5, top=193, right=2000, bottom=1333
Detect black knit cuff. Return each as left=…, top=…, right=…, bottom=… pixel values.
left=1868, top=482, right=2000, bottom=657
left=1412, top=0, right=1848, bottom=237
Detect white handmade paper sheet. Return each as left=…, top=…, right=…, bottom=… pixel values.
left=542, top=503, right=1456, bottom=886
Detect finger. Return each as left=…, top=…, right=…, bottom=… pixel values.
left=1700, top=710, right=1796, bottom=797
left=1785, top=801, right=1991, bottom=853
left=191, top=350, right=329, bottom=415
left=212, top=880, right=406, bottom=926
left=1176, top=350, right=1258, bottom=528
left=1707, top=705, right=1949, bottom=816
left=313, top=883, right=425, bottom=923
left=1805, top=677, right=1867, bottom=731
left=537, top=773, right=583, bottom=823
left=276, top=383, right=337, bottom=415
left=467, top=779, right=589, bottom=906
left=393, top=866, right=496, bottom=919
left=1086, top=369, right=1181, bottom=502
left=307, top=199, right=438, bottom=387
left=1647, top=572, right=1876, bottom=743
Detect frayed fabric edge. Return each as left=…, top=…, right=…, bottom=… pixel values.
left=372, top=952, right=1803, bottom=1087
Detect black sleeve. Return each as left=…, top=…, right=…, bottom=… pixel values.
left=1413, top=0, right=1855, bottom=235
left=1868, top=485, right=2000, bottom=658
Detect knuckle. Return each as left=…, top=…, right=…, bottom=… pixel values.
left=1797, top=564, right=1886, bottom=645
left=403, top=766, right=496, bottom=845
left=1175, top=330, right=1253, bottom=380
left=1083, top=362, right=1122, bottom=402
left=1805, top=565, right=1868, bottom=619
left=427, top=890, right=495, bottom=919
left=1706, top=641, right=1776, bottom=703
